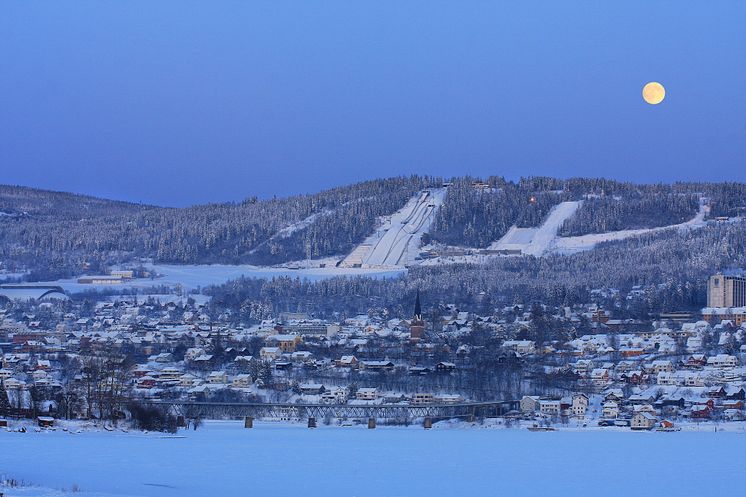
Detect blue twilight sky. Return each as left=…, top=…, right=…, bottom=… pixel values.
left=1, top=1, right=744, bottom=207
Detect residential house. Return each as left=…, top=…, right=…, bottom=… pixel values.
left=359, top=360, right=395, bottom=371
left=299, top=383, right=325, bottom=395
left=571, top=394, right=589, bottom=417
left=336, top=355, right=359, bottom=368
left=604, top=389, right=624, bottom=403
left=320, top=387, right=348, bottom=404
left=232, top=374, right=253, bottom=388
left=725, top=387, right=746, bottom=400
left=291, top=351, right=313, bottom=363
left=267, top=334, right=302, bottom=353
left=356, top=387, right=379, bottom=401
left=411, top=393, right=434, bottom=405
left=502, top=340, right=536, bottom=355
left=622, top=370, right=645, bottom=385
left=649, top=360, right=674, bottom=374
left=631, top=411, right=656, bottom=430
left=657, top=372, right=678, bottom=386
left=260, top=347, right=282, bottom=361
left=707, top=354, right=738, bottom=368
left=436, top=362, right=457, bottom=372
left=539, top=399, right=561, bottom=416
left=520, top=396, right=541, bottom=413
left=590, top=368, right=610, bottom=387
left=208, top=371, right=228, bottom=384
left=685, top=354, right=707, bottom=368
left=602, top=401, right=620, bottom=419
left=682, top=372, right=704, bottom=387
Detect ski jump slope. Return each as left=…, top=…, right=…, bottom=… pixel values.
left=490, top=201, right=582, bottom=256
left=343, top=188, right=446, bottom=268
left=489, top=199, right=709, bottom=257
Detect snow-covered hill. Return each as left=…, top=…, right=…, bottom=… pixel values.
left=341, top=188, right=446, bottom=268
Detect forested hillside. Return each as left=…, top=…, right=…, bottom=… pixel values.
left=0, top=185, right=149, bottom=219
left=206, top=220, right=746, bottom=321
left=429, top=177, right=566, bottom=247
left=559, top=190, right=699, bottom=236
left=431, top=178, right=745, bottom=246
left=0, top=177, right=435, bottom=278
left=2, top=177, right=745, bottom=281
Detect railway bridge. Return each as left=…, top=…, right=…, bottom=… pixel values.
left=143, top=400, right=520, bottom=423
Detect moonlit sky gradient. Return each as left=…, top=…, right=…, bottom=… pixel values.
left=1, top=1, right=744, bottom=206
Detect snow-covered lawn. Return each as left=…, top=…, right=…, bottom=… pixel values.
left=2, top=421, right=745, bottom=497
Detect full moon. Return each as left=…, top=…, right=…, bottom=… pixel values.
left=642, top=82, right=665, bottom=104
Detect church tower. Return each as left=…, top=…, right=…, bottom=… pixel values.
left=410, top=290, right=425, bottom=340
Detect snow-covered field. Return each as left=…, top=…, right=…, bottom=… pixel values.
left=489, top=226, right=538, bottom=252
left=2, top=421, right=745, bottom=497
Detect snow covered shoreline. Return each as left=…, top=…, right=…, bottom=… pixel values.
left=4, top=416, right=746, bottom=434
left=3, top=420, right=746, bottom=497
left=5, top=418, right=746, bottom=434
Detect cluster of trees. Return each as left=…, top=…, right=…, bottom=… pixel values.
left=560, top=190, right=699, bottom=236
left=127, top=402, right=179, bottom=433
left=699, top=182, right=746, bottom=218
left=0, top=351, right=135, bottom=425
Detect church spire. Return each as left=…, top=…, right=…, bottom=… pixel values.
left=414, top=289, right=422, bottom=321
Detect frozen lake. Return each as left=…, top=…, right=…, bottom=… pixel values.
left=28, top=263, right=405, bottom=295
left=2, top=422, right=745, bottom=497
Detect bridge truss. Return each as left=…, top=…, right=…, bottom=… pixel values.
left=143, top=400, right=519, bottom=421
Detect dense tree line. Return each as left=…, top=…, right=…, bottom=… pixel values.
left=696, top=182, right=746, bottom=218
left=560, top=191, right=699, bottom=236
left=206, top=220, right=746, bottom=320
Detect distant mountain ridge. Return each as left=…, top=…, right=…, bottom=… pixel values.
left=1, top=177, right=745, bottom=281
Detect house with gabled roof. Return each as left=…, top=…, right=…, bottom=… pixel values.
left=631, top=411, right=656, bottom=430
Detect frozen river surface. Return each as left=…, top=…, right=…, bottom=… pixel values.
left=2, top=422, right=745, bottom=497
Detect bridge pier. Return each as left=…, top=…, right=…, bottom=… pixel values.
left=423, top=417, right=432, bottom=429
left=244, top=416, right=253, bottom=429
left=368, top=417, right=376, bottom=429
left=308, top=417, right=317, bottom=428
